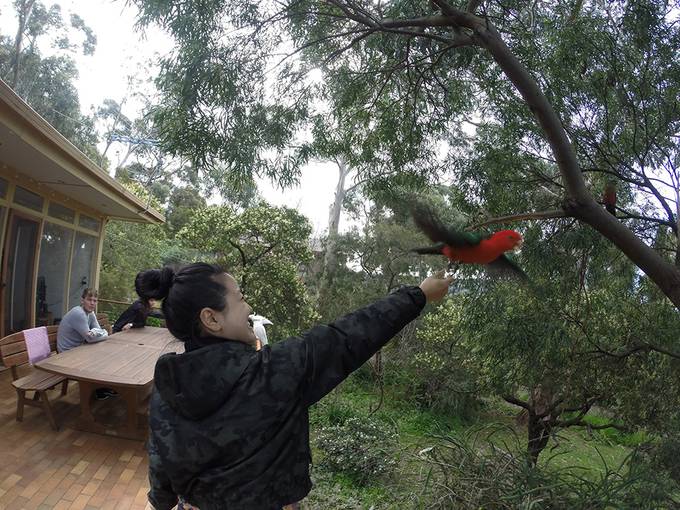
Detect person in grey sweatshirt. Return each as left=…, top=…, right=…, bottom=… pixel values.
left=57, top=288, right=113, bottom=400
left=57, top=288, right=107, bottom=352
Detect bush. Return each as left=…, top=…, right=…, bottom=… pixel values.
left=416, top=426, right=679, bottom=509
left=304, top=470, right=385, bottom=509
left=650, top=436, right=680, bottom=482
left=632, top=434, right=680, bottom=484
left=146, top=316, right=163, bottom=328
left=315, top=414, right=398, bottom=485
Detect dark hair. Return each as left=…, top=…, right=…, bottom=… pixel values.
left=135, top=271, right=156, bottom=310
left=81, top=288, right=98, bottom=299
left=136, top=263, right=227, bottom=342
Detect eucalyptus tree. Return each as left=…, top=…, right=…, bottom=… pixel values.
left=131, top=0, right=680, bottom=311
left=178, top=203, right=318, bottom=338
left=0, top=0, right=98, bottom=155
left=418, top=213, right=680, bottom=464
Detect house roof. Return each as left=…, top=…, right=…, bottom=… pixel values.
left=0, top=79, right=164, bottom=223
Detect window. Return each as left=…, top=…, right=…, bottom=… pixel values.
left=36, top=223, right=74, bottom=323
left=48, top=202, right=75, bottom=223
left=78, top=214, right=100, bottom=232
left=0, top=177, right=7, bottom=199
left=68, top=232, right=97, bottom=309
left=13, top=186, right=44, bottom=212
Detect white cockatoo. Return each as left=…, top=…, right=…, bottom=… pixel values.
left=249, top=314, right=273, bottom=346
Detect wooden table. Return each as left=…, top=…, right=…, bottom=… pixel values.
left=36, top=327, right=183, bottom=440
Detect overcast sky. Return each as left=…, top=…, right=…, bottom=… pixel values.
left=0, top=0, right=348, bottom=236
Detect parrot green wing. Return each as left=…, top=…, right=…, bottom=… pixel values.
left=411, top=203, right=486, bottom=247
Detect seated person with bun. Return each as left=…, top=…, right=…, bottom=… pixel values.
left=113, top=271, right=165, bottom=333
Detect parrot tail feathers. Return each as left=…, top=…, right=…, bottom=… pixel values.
left=411, top=243, right=446, bottom=255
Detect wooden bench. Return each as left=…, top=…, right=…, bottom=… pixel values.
left=0, top=326, right=69, bottom=430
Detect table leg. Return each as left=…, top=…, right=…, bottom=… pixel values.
left=117, top=386, right=139, bottom=434
left=78, top=381, right=97, bottom=426
left=74, top=382, right=146, bottom=441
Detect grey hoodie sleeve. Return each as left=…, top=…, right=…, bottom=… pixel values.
left=85, top=312, right=107, bottom=344
left=295, top=286, right=426, bottom=406
left=147, top=433, right=179, bottom=510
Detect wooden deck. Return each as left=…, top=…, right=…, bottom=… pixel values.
left=0, top=366, right=155, bottom=509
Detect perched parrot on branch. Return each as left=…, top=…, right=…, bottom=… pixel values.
left=603, top=180, right=617, bottom=216
left=410, top=203, right=528, bottom=280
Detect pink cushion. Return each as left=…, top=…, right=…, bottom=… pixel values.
left=24, top=326, right=50, bottom=364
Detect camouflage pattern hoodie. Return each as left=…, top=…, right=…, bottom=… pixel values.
left=147, top=286, right=426, bottom=510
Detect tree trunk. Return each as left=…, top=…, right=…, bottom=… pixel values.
left=526, top=385, right=554, bottom=465
left=675, top=187, right=680, bottom=267
left=316, top=157, right=351, bottom=305
left=527, top=413, right=551, bottom=466
left=10, top=0, right=36, bottom=89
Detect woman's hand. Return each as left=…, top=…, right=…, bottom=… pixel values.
left=419, top=271, right=454, bottom=303
left=122, top=323, right=133, bottom=331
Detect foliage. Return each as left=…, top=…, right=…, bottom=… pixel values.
left=164, top=186, right=206, bottom=235
left=303, top=470, right=367, bottom=510
left=315, top=414, right=398, bottom=485
left=99, top=219, right=168, bottom=302
left=131, top=0, right=680, bottom=310
left=407, top=199, right=680, bottom=462
left=417, top=426, right=679, bottom=509
left=315, top=202, right=433, bottom=322
left=146, top=316, right=163, bottom=328
left=177, top=202, right=318, bottom=338
left=635, top=434, right=680, bottom=484
left=405, top=298, right=480, bottom=417
left=582, top=415, right=649, bottom=448
left=0, top=0, right=99, bottom=157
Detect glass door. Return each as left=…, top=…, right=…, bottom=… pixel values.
left=1, top=211, right=40, bottom=336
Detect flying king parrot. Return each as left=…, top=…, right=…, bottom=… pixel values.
left=410, top=203, right=528, bottom=280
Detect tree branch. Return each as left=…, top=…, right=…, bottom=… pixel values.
left=610, top=205, right=678, bottom=233
left=583, top=341, right=680, bottom=360
left=503, top=394, right=532, bottom=411
left=469, top=209, right=568, bottom=230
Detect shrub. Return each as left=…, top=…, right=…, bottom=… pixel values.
left=146, top=316, right=163, bottom=327
left=416, top=426, right=679, bottom=509
left=315, top=415, right=398, bottom=485
left=632, top=434, right=680, bottom=485
left=650, top=435, right=680, bottom=482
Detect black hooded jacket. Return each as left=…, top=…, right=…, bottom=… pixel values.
left=112, top=300, right=164, bottom=333
left=147, top=286, right=426, bottom=510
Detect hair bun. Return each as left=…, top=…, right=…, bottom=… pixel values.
left=135, top=266, right=175, bottom=300
left=158, top=266, right=175, bottom=296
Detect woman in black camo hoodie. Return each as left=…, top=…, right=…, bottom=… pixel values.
left=141, top=262, right=452, bottom=510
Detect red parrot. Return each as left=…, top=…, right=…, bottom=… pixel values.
left=603, top=180, right=617, bottom=216
left=410, top=204, right=528, bottom=280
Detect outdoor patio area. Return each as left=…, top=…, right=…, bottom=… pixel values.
left=0, top=366, right=154, bottom=509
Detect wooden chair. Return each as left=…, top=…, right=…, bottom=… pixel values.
left=96, top=312, right=112, bottom=335
left=0, top=326, right=68, bottom=430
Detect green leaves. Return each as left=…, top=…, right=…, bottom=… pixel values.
left=0, top=1, right=99, bottom=156
left=177, top=202, right=317, bottom=338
